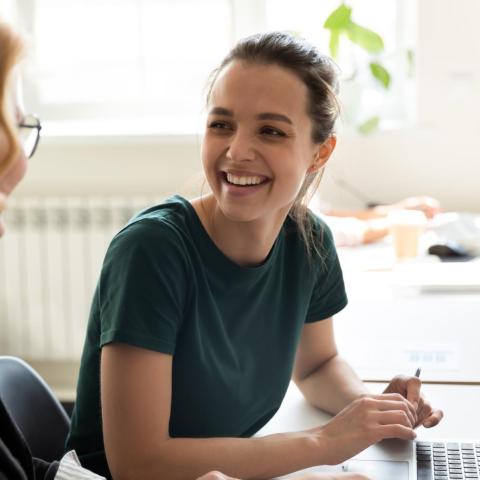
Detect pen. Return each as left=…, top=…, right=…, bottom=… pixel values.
left=415, top=367, right=421, bottom=378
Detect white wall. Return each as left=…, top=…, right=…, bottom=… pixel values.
left=16, top=0, right=480, bottom=213
left=321, top=0, right=480, bottom=212
left=16, top=136, right=204, bottom=198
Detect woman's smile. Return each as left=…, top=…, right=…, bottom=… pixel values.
left=220, top=169, right=272, bottom=197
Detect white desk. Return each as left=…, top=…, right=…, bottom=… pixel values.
left=334, top=242, right=480, bottom=383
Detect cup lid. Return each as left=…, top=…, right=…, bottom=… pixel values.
left=388, top=209, right=427, bottom=226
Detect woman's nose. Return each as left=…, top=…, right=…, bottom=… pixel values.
left=226, top=130, right=256, bottom=163
left=0, top=153, right=28, bottom=196
left=0, top=192, right=7, bottom=214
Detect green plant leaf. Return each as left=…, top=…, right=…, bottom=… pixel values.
left=347, top=22, right=384, bottom=53
left=329, top=30, right=340, bottom=58
left=358, top=116, right=380, bottom=134
left=407, top=48, right=414, bottom=77
left=369, top=62, right=391, bottom=89
left=324, top=4, right=352, bottom=29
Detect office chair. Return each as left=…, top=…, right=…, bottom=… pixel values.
left=0, top=355, right=71, bottom=462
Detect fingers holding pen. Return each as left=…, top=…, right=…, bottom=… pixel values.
left=405, top=375, right=422, bottom=411
left=377, top=391, right=443, bottom=430
left=384, top=374, right=422, bottom=411
left=382, top=369, right=444, bottom=430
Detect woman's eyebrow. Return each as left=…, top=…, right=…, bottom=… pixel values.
left=256, top=112, right=292, bottom=125
left=209, top=106, right=233, bottom=117
left=209, top=107, right=293, bottom=125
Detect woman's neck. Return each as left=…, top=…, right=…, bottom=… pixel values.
left=191, top=194, right=288, bottom=267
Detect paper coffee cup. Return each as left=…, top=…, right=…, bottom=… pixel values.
left=388, top=209, right=427, bottom=260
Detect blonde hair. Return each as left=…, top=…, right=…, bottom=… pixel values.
left=0, top=17, right=25, bottom=177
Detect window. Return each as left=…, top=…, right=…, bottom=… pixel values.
left=17, top=0, right=233, bottom=136
left=15, top=0, right=414, bottom=136
left=0, top=0, right=17, bottom=22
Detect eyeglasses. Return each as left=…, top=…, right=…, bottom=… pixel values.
left=18, top=114, right=42, bottom=159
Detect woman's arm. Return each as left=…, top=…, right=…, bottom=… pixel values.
left=321, top=196, right=441, bottom=245
left=324, top=196, right=440, bottom=222
left=101, top=343, right=319, bottom=480
left=102, top=342, right=416, bottom=480
left=292, top=318, right=368, bottom=413
left=292, top=317, right=443, bottom=459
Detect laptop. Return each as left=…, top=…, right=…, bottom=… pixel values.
left=294, top=438, right=480, bottom=479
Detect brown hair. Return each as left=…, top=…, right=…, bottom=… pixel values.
left=0, top=17, right=25, bottom=177
left=206, top=31, right=340, bottom=260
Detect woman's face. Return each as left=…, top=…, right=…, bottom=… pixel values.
left=202, top=60, right=333, bottom=226
left=0, top=81, right=28, bottom=237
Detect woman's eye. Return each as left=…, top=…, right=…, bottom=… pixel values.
left=208, top=121, right=232, bottom=131
left=260, top=127, right=286, bottom=137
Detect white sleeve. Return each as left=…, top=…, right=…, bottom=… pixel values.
left=319, top=215, right=367, bottom=247
left=55, top=451, right=106, bottom=480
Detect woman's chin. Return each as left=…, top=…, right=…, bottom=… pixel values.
left=219, top=204, right=262, bottom=223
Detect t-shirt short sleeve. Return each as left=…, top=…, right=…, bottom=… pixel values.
left=306, top=217, right=348, bottom=322
left=98, top=219, right=189, bottom=354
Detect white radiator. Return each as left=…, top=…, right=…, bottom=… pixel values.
left=0, top=196, right=156, bottom=360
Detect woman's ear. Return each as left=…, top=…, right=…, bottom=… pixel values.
left=308, top=135, right=337, bottom=173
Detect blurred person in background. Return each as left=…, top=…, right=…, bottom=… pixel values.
left=310, top=194, right=440, bottom=246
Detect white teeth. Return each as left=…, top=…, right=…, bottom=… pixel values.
left=226, top=173, right=264, bottom=186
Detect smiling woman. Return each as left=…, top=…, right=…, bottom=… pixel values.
left=202, top=37, right=340, bottom=262
left=64, top=31, right=442, bottom=480
left=200, top=60, right=336, bottom=264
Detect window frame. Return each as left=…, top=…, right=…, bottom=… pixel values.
left=15, top=0, right=414, bottom=140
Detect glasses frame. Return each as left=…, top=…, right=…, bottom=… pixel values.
left=18, top=114, right=42, bottom=159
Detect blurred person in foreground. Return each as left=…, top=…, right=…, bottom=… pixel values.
left=0, top=15, right=110, bottom=480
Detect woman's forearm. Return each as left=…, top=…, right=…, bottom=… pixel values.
left=362, top=218, right=391, bottom=244
left=295, top=355, right=369, bottom=414
left=118, top=432, right=321, bottom=480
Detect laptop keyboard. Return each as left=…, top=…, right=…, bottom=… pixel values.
left=416, top=441, right=480, bottom=479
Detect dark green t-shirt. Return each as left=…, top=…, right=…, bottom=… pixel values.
left=66, top=195, right=347, bottom=478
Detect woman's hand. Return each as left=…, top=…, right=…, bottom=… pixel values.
left=384, top=375, right=444, bottom=428
left=390, top=196, right=441, bottom=219
left=312, top=393, right=417, bottom=465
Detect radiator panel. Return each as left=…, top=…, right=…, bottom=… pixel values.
left=0, top=196, right=155, bottom=360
